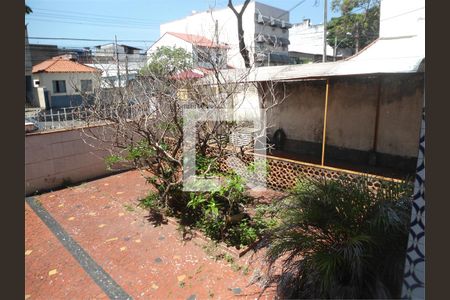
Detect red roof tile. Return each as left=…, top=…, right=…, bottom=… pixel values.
left=32, top=56, right=101, bottom=74
left=167, top=32, right=229, bottom=49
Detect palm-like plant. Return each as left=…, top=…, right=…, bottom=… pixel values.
left=265, top=176, right=413, bottom=299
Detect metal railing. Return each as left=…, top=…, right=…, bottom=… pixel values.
left=25, top=107, right=94, bottom=132
left=25, top=105, right=148, bottom=132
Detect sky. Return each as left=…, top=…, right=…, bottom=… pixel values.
left=25, top=0, right=341, bottom=51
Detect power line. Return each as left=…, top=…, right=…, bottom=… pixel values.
left=29, top=37, right=156, bottom=43
left=31, top=7, right=167, bottom=23
left=277, top=0, right=308, bottom=19
left=26, top=17, right=159, bottom=30
left=31, top=12, right=162, bottom=27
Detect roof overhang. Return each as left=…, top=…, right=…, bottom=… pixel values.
left=201, top=35, right=424, bottom=84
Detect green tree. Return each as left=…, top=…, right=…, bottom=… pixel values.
left=327, top=0, right=380, bottom=54
left=140, top=46, right=193, bottom=77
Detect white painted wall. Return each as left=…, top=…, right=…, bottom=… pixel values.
left=379, top=0, right=425, bottom=38
left=32, top=72, right=100, bottom=97
left=232, top=84, right=261, bottom=121
left=289, top=20, right=334, bottom=56
left=147, top=33, right=194, bottom=56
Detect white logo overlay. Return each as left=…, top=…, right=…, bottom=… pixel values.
left=182, top=108, right=267, bottom=192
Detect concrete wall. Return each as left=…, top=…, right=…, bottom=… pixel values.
left=377, top=74, right=424, bottom=157
left=271, top=80, right=325, bottom=143
left=270, top=73, right=424, bottom=170
left=25, top=126, right=115, bottom=195
left=326, top=77, right=379, bottom=151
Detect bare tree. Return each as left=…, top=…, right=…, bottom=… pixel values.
left=79, top=43, right=289, bottom=215
left=228, top=0, right=251, bottom=68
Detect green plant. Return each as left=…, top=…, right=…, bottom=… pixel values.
left=105, top=154, right=123, bottom=170
left=126, top=140, right=155, bottom=161
left=187, top=172, right=258, bottom=245
left=228, top=219, right=258, bottom=247
left=265, top=176, right=413, bottom=299
left=138, top=192, right=159, bottom=210
left=196, top=154, right=219, bottom=176
left=140, top=46, right=193, bottom=77
left=123, top=203, right=135, bottom=212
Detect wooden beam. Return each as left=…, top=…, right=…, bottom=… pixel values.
left=321, top=79, right=330, bottom=166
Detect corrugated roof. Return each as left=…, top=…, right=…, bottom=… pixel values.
left=204, top=35, right=424, bottom=83
left=167, top=32, right=229, bottom=49
left=32, top=56, right=101, bottom=74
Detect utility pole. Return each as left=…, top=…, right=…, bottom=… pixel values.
left=334, top=36, right=337, bottom=61
left=323, top=0, right=328, bottom=62
left=355, top=22, right=360, bottom=53
left=114, top=35, right=121, bottom=87
left=215, top=20, right=219, bottom=45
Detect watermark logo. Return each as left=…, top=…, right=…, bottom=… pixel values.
left=182, top=108, right=267, bottom=192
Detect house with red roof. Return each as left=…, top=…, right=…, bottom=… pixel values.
left=146, top=32, right=230, bottom=76
left=32, top=55, right=101, bottom=109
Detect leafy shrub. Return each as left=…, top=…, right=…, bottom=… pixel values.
left=227, top=219, right=259, bottom=247
left=185, top=172, right=276, bottom=247
left=138, top=192, right=159, bottom=210
left=265, top=176, right=413, bottom=299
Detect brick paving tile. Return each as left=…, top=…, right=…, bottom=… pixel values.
left=28, top=170, right=277, bottom=299
left=25, top=202, right=107, bottom=299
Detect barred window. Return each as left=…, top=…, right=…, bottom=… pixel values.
left=52, top=80, right=66, bottom=93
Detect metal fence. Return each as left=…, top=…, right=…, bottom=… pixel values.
left=26, top=101, right=220, bottom=133
left=26, top=107, right=91, bottom=132
left=25, top=104, right=153, bottom=132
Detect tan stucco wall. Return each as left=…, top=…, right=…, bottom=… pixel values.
left=272, top=81, right=325, bottom=143
left=326, top=77, right=379, bottom=151
left=376, top=74, right=424, bottom=157
left=273, top=74, right=423, bottom=158
left=25, top=126, right=113, bottom=195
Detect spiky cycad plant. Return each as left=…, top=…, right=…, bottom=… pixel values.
left=265, top=176, right=412, bottom=299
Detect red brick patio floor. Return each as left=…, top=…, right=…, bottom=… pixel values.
left=25, top=170, right=277, bottom=299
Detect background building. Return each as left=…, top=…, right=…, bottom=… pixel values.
left=158, top=1, right=292, bottom=68
left=32, top=55, right=101, bottom=109
left=147, top=32, right=229, bottom=70
left=92, top=43, right=146, bottom=63
left=289, top=19, right=351, bottom=63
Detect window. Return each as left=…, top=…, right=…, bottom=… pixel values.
left=52, top=80, right=66, bottom=93
left=81, top=79, right=93, bottom=92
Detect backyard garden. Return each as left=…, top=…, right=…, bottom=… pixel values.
left=78, top=46, right=415, bottom=299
